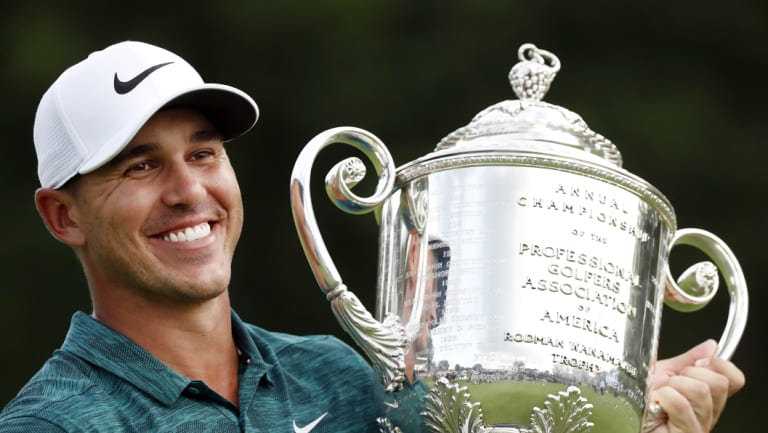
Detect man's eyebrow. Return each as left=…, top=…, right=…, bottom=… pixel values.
left=107, top=128, right=222, bottom=168
left=192, top=128, right=224, bottom=142
left=109, top=143, right=159, bottom=167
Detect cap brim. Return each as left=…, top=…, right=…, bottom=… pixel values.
left=163, top=84, right=259, bottom=142
left=77, top=83, right=258, bottom=175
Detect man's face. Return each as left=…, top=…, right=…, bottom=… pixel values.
left=67, top=108, right=243, bottom=305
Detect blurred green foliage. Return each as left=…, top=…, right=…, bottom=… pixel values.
left=1, top=1, right=765, bottom=431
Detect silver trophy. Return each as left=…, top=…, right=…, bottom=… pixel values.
left=290, top=44, right=748, bottom=433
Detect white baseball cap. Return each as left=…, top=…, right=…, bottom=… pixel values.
left=33, top=40, right=259, bottom=189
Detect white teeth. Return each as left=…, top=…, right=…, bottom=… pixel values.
left=162, top=222, right=211, bottom=243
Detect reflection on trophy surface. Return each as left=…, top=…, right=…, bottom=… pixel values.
left=401, top=235, right=450, bottom=385
left=290, top=43, right=748, bottom=433
left=383, top=234, right=451, bottom=433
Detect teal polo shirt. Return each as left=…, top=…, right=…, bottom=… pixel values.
left=0, top=310, right=382, bottom=432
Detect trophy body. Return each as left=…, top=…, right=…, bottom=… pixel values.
left=376, top=159, right=671, bottom=432
left=290, top=44, right=747, bottom=433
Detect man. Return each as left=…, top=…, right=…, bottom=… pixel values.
left=0, top=40, right=380, bottom=433
left=0, top=41, right=744, bottom=433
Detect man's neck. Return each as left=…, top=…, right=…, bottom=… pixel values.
left=92, top=292, right=241, bottom=405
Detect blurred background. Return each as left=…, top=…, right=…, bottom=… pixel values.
left=1, top=1, right=764, bottom=431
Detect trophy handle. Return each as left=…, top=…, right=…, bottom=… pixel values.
left=643, top=228, right=749, bottom=433
left=663, top=228, right=749, bottom=360
left=290, top=126, right=407, bottom=392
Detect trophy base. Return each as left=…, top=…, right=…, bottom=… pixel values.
left=380, top=379, right=642, bottom=433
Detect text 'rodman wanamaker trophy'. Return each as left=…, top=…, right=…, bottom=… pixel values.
left=290, top=44, right=748, bottom=433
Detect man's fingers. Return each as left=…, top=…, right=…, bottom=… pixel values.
left=653, top=381, right=710, bottom=433
left=652, top=340, right=718, bottom=389
left=648, top=342, right=745, bottom=433
left=704, top=357, right=745, bottom=396
left=678, top=366, right=728, bottom=424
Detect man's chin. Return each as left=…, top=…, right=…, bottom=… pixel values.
left=160, top=287, right=229, bottom=306
left=148, top=276, right=230, bottom=305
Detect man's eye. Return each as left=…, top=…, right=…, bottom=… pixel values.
left=191, top=150, right=214, bottom=160
left=125, top=161, right=152, bottom=175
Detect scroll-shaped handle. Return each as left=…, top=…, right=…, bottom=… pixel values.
left=663, top=228, right=748, bottom=360
left=290, top=126, right=407, bottom=392
left=643, top=228, right=748, bottom=433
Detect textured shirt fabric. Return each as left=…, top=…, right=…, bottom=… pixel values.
left=0, top=310, right=383, bottom=433
left=381, top=379, right=431, bottom=433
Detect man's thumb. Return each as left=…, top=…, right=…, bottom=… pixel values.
left=657, top=339, right=718, bottom=375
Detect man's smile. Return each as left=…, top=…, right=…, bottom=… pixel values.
left=161, top=222, right=212, bottom=243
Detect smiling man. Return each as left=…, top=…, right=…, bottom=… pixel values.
left=0, top=41, right=381, bottom=433
left=0, top=41, right=744, bottom=433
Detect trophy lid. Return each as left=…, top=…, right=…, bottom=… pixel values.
left=393, top=43, right=676, bottom=227
left=434, top=43, right=623, bottom=168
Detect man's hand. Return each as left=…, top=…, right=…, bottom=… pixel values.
left=647, top=340, right=745, bottom=433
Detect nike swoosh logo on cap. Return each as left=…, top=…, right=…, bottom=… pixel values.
left=293, top=412, right=327, bottom=433
left=113, top=61, right=174, bottom=94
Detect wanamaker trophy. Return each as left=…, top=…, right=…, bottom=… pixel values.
left=289, top=44, right=748, bottom=433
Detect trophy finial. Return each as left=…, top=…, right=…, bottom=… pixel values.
left=436, top=42, right=623, bottom=166
left=510, top=43, right=560, bottom=101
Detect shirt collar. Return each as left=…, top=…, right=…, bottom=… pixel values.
left=61, top=310, right=275, bottom=406
left=230, top=310, right=275, bottom=387
left=62, top=312, right=190, bottom=405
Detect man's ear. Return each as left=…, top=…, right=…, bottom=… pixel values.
left=35, top=188, right=86, bottom=247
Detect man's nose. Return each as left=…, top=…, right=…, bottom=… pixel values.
left=161, top=162, right=206, bottom=207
